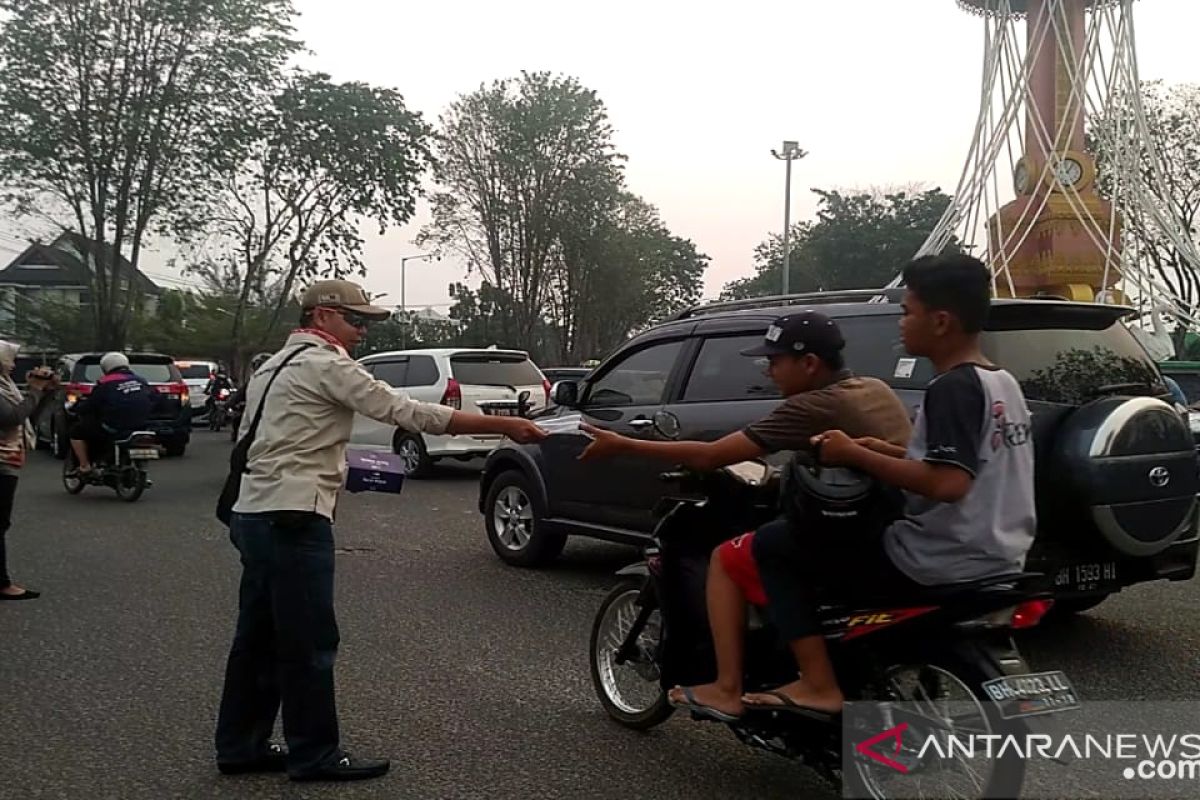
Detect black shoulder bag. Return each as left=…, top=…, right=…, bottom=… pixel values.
left=216, top=345, right=314, bottom=526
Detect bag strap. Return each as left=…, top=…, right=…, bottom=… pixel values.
left=241, top=344, right=315, bottom=450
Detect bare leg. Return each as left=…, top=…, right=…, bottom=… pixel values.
left=667, top=550, right=747, bottom=717
left=70, top=439, right=91, bottom=472
left=742, top=635, right=844, bottom=713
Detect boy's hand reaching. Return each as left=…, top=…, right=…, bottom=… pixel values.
left=579, top=424, right=627, bottom=462
left=811, top=430, right=863, bottom=467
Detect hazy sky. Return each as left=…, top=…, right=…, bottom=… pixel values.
left=7, top=1, right=1199, bottom=310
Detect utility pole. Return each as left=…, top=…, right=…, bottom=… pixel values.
left=771, top=141, right=807, bottom=296
left=400, top=253, right=436, bottom=349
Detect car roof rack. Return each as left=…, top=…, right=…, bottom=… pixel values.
left=668, top=288, right=903, bottom=321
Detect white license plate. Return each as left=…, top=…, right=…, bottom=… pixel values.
left=982, top=670, right=1080, bottom=719
left=1053, top=561, right=1118, bottom=593
left=129, top=448, right=159, bottom=460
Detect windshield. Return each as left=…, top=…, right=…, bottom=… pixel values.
left=76, top=362, right=179, bottom=384
left=981, top=323, right=1162, bottom=405
left=450, top=355, right=542, bottom=387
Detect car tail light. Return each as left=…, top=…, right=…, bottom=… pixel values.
left=65, top=382, right=91, bottom=406
left=1010, top=599, right=1054, bottom=629
left=441, top=378, right=462, bottom=410
left=157, top=382, right=190, bottom=404
left=542, top=378, right=551, bottom=405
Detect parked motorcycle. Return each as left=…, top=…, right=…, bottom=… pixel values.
left=208, top=387, right=232, bottom=432
left=588, top=415, right=1074, bottom=799
left=63, top=431, right=159, bottom=502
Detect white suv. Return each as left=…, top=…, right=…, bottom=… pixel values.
left=350, top=348, right=550, bottom=476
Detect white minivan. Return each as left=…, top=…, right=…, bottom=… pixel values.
left=350, top=348, right=550, bottom=476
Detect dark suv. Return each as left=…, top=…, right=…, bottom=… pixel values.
left=480, top=290, right=1199, bottom=614
left=36, top=352, right=193, bottom=458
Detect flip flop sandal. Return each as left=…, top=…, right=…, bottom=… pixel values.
left=668, top=686, right=742, bottom=722
left=743, top=690, right=840, bottom=720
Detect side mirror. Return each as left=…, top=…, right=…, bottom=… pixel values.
left=551, top=380, right=578, bottom=407
left=653, top=410, right=681, bottom=440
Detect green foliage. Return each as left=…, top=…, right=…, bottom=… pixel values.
left=420, top=72, right=705, bottom=365
left=722, top=188, right=954, bottom=300
left=1090, top=81, right=1200, bottom=321
left=191, top=69, right=433, bottom=372
left=0, top=0, right=299, bottom=348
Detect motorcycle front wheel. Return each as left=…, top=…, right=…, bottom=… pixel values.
left=845, top=657, right=1027, bottom=800
left=115, top=467, right=147, bottom=502
left=589, top=577, right=673, bottom=730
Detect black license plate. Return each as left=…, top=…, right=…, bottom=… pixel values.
left=982, top=670, right=1081, bottom=719
left=1053, top=561, right=1118, bottom=593
left=483, top=406, right=520, bottom=417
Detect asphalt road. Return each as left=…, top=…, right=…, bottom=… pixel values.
left=2, top=432, right=1200, bottom=799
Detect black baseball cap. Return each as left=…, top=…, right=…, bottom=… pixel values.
left=740, top=310, right=846, bottom=359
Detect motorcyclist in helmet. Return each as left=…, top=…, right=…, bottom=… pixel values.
left=203, top=369, right=235, bottom=419
left=226, top=353, right=272, bottom=438
left=69, top=352, right=158, bottom=475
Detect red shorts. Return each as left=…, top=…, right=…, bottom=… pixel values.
left=717, top=532, right=767, bottom=607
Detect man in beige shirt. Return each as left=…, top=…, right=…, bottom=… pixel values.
left=215, top=280, right=545, bottom=783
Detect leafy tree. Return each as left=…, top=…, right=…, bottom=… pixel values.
left=0, top=0, right=299, bottom=348
left=722, top=188, right=953, bottom=300
left=419, top=72, right=627, bottom=348
left=1090, top=81, right=1200, bottom=344
left=191, top=71, right=433, bottom=370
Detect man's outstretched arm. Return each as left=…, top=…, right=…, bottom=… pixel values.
left=580, top=426, right=766, bottom=472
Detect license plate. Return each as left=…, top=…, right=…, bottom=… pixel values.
left=129, top=448, right=159, bottom=460
left=982, top=670, right=1080, bottom=719
left=482, top=406, right=520, bottom=417
left=1053, top=561, right=1118, bottom=593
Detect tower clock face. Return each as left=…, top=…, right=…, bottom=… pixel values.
left=1055, top=158, right=1084, bottom=187
left=1014, top=161, right=1031, bottom=194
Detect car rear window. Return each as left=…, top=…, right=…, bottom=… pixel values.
left=74, top=361, right=181, bottom=384
left=178, top=364, right=214, bottom=379
left=981, top=324, right=1162, bottom=405
left=450, top=354, right=541, bottom=387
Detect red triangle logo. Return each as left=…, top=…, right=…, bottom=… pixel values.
left=855, top=723, right=910, bottom=773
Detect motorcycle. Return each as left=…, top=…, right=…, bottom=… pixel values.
left=588, top=415, right=1074, bottom=799
left=208, top=387, right=232, bottom=432
left=63, top=431, right=159, bottom=502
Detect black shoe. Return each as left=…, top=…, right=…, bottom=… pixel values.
left=218, top=743, right=288, bottom=775
left=0, top=588, right=40, bottom=601
left=290, top=752, right=390, bottom=782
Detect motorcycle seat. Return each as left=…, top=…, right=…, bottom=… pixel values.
left=864, top=571, right=1045, bottom=604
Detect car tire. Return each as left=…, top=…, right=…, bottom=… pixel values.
left=163, top=441, right=187, bottom=458
left=395, top=433, right=433, bottom=479
left=484, top=469, right=566, bottom=567
left=1047, top=594, right=1110, bottom=618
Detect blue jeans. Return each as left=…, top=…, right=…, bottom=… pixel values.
left=215, top=512, right=340, bottom=775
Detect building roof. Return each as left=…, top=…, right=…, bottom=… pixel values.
left=0, top=231, right=161, bottom=295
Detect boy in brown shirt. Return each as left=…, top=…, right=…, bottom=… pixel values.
left=581, top=310, right=911, bottom=721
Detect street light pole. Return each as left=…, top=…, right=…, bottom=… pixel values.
left=771, top=141, right=808, bottom=297
left=400, top=253, right=435, bottom=349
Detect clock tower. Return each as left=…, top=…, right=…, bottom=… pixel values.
left=986, top=0, right=1122, bottom=302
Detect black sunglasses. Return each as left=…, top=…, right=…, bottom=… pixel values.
left=328, top=308, right=374, bottom=328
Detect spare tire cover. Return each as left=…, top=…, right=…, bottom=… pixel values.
left=1051, top=396, right=1198, bottom=557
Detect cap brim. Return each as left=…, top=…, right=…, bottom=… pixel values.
left=740, top=343, right=789, bottom=357
left=342, top=304, right=393, bottom=321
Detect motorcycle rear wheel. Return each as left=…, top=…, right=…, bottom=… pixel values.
left=590, top=577, right=673, bottom=730
left=845, top=658, right=1026, bottom=800
left=115, top=467, right=147, bottom=502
